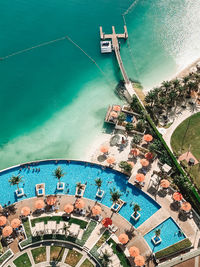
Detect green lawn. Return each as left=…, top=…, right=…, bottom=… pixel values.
left=31, top=247, right=46, bottom=264
left=23, top=219, right=32, bottom=238
left=171, top=112, right=200, bottom=189
left=65, top=249, right=83, bottom=267
left=50, top=246, right=65, bottom=262
left=171, top=112, right=200, bottom=158
left=80, top=258, right=94, bottom=267
left=13, top=253, right=32, bottom=267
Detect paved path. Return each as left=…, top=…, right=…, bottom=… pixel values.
left=84, top=223, right=104, bottom=250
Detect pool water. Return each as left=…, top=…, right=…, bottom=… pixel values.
left=144, top=217, right=186, bottom=252
left=0, top=160, right=160, bottom=228
left=126, top=114, right=133, bottom=123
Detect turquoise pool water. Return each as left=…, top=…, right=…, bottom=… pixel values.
left=0, top=160, right=160, bottom=228
left=144, top=217, right=186, bottom=252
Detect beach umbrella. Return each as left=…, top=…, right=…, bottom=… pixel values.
left=134, top=255, right=145, bottom=266
left=118, top=233, right=129, bottom=244
left=11, top=218, right=21, bottom=229
left=64, top=204, right=74, bottom=214
left=129, top=246, right=140, bottom=257
left=130, top=148, right=140, bottom=156
left=136, top=173, right=145, bottom=182
left=0, top=216, right=7, bottom=226
left=21, top=206, right=31, bottom=216
left=140, top=159, right=149, bottom=167
left=102, top=217, right=112, bottom=228
left=160, top=179, right=170, bottom=188
left=2, top=226, right=13, bottom=237
left=35, top=200, right=45, bottom=209
left=46, top=196, right=57, bottom=206
left=145, top=152, right=154, bottom=160
left=92, top=205, right=102, bottom=215
left=181, top=202, right=191, bottom=212
left=75, top=199, right=85, bottom=209
left=100, top=145, right=109, bottom=154
left=110, top=111, right=118, bottom=118
left=107, top=157, right=115, bottom=165
left=127, top=161, right=134, bottom=168
left=173, top=192, right=183, bottom=202
left=113, top=105, right=121, bottom=112
left=143, top=134, right=153, bottom=142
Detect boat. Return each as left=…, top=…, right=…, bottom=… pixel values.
left=100, top=41, right=112, bottom=53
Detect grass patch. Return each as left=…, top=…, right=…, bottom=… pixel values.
left=0, top=250, right=12, bottom=265
left=107, top=239, right=130, bottom=267
left=65, top=249, right=83, bottom=267
left=23, top=219, right=32, bottom=238
left=31, top=216, right=87, bottom=229
left=13, top=253, right=32, bottom=267
left=80, top=258, right=94, bottom=267
left=76, top=220, right=97, bottom=246
left=31, top=247, right=46, bottom=264
left=50, top=246, right=65, bottom=262
left=155, top=238, right=192, bottom=259
left=90, top=230, right=111, bottom=258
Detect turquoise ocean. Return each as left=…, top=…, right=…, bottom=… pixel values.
left=0, top=0, right=200, bottom=169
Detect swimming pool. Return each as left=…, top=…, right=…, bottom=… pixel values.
left=126, top=114, right=133, bottom=123
left=0, top=160, right=160, bottom=228
left=144, top=217, right=186, bottom=252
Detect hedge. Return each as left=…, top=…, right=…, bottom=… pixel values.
left=133, top=94, right=200, bottom=213
left=0, top=249, right=12, bottom=265
left=155, top=238, right=192, bottom=259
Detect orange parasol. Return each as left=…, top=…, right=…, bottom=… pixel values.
left=127, top=161, right=134, bottom=168
left=129, top=246, right=140, bottom=257
left=92, top=205, right=102, bottom=215
left=173, top=192, right=183, bottom=202
left=134, top=255, right=145, bottom=266
left=0, top=216, right=7, bottom=226
left=11, top=218, right=21, bottom=229
left=131, top=148, right=140, bottom=156
left=100, top=145, right=109, bottom=154
left=35, top=200, right=45, bottom=209
left=102, top=217, right=112, bottom=227
left=107, top=157, right=115, bottom=165
left=21, top=206, right=31, bottom=216
left=140, top=159, right=149, bottom=167
left=181, top=202, right=191, bottom=212
left=75, top=199, right=85, bottom=209
left=136, top=173, right=145, bottom=182
left=2, top=226, right=13, bottom=237
left=110, top=111, right=118, bottom=118
left=145, top=152, right=154, bottom=160
left=143, top=134, right=153, bottom=142
left=160, top=179, right=170, bottom=188
left=113, top=105, right=121, bottom=112
left=46, top=195, right=57, bottom=206
left=64, top=204, right=74, bottom=214
left=118, top=233, right=129, bottom=244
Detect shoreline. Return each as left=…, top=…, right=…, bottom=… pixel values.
left=173, top=57, right=200, bottom=79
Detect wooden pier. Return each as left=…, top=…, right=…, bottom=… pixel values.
left=100, top=26, right=130, bottom=86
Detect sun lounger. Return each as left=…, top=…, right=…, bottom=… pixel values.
left=80, top=209, right=86, bottom=216
left=108, top=224, right=118, bottom=233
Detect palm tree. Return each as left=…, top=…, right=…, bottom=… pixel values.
left=9, top=175, right=23, bottom=192
left=53, top=166, right=65, bottom=185
left=155, top=229, right=161, bottom=240
left=100, top=250, right=111, bottom=267
left=110, top=188, right=122, bottom=206
left=118, top=112, right=126, bottom=123
left=95, top=178, right=102, bottom=193
left=76, top=182, right=84, bottom=194
left=133, top=204, right=141, bottom=216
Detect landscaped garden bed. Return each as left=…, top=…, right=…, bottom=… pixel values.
left=13, top=253, right=32, bottom=267
left=65, top=249, right=83, bottom=267
left=23, top=218, right=32, bottom=238
left=0, top=249, right=13, bottom=266
left=80, top=258, right=95, bottom=267
left=31, top=246, right=46, bottom=264
left=90, top=230, right=111, bottom=258
left=50, top=246, right=65, bottom=262
left=107, top=238, right=130, bottom=267
left=155, top=238, right=192, bottom=260
left=76, top=220, right=97, bottom=246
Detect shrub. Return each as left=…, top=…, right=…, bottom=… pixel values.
left=131, top=134, right=142, bottom=145
left=119, top=161, right=132, bottom=173
left=118, top=112, right=126, bottom=122
left=125, top=122, right=134, bottom=132
left=155, top=238, right=192, bottom=259
left=136, top=120, right=145, bottom=132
